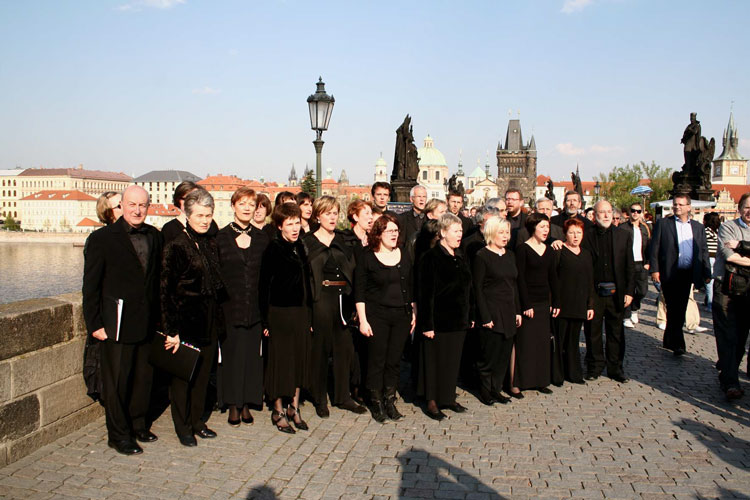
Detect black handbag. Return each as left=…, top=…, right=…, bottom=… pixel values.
left=722, top=263, right=750, bottom=296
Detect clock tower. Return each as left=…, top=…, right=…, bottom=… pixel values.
left=712, top=112, right=748, bottom=185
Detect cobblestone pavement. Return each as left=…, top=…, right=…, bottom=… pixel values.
left=1, top=290, right=748, bottom=499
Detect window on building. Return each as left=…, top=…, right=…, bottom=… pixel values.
left=422, top=171, right=428, bottom=180
left=435, top=171, right=440, bottom=181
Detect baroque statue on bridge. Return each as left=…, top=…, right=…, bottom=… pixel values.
left=672, top=112, right=715, bottom=201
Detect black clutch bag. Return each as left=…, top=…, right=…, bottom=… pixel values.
left=149, top=332, right=201, bottom=382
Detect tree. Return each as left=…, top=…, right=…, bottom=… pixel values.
left=3, top=214, right=20, bottom=231
left=301, top=172, right=316, bottom=196
left=595, top=161, right=672, bottom=214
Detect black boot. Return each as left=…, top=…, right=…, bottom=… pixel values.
left=384, top=386, right=404, bottom=421
left=369, top=389, right=387, bottom=423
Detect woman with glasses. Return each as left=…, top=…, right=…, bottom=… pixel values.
left=354, top=214, right=415, bottom=422
left=95, top=191, right=123, bottom=225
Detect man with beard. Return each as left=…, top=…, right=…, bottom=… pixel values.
left=505, top=188, right=526, bottom=250
left=551, top=190, right=592, bottom=230
left=581, top=200, right=634, bottom=382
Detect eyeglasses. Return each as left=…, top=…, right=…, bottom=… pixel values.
left=114, top=204, right=122, bottom=210
left=630, top=209, right=642, bottom=214
left=383, top=229, right=399, bottom=235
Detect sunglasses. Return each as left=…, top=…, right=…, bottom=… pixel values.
left=630, top=209, right=642, bottom=214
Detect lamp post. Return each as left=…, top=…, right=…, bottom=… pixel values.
left=307, top=77, right=335, bottom=198
left=594, top=181, right=601, bottom=202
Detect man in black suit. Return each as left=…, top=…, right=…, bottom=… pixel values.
left=581, top=200, right=634, bottom=382
left=398, top=184, right=427, bottom=251
left=620, top=202, right=651, bottom=328
left=447, top=191, right=474, bottom=236
left=551, top=190, right=593, bottom=230
left=83, top=185, right=163, bottom=455
left=649, top=194, right=711, bottom=356
left=505, top=188, right=527, bottom=250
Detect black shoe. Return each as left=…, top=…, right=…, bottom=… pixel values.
left=196, top=428, right=217, bottom=439
left=315, top=404, right=330, bottom=419
left=384, top=398, right=404, bottom=421
left=241, top=408, right=254, bottom=425
left=134, top=430, right=158, bottom=443
left=584, top=374, right=599, bottom=381
left=509, top=390, right=524, bottom=399
left=337, top=399, right=367, bottom=414
left=569, top=379, right=586, bottom=385
left=424, top=406, right=446, bottom=421
left=108, top=440, right=143, bottom=455
left=726, top=387, right=743, bottom=400
left=286, top=405, right=309, bottom=431
left=478, top=390, right=496, bottom=406
left=228, top=415, right=241, bottom=427
left=609, top=374, right=629, bottom=383
left=552, top=381, right=564, bottom=387
left=444, top=402, right=467, bottom=413
left=538, top=387, right=553, bottom=394
left=178, top=435, right=197, bottom=447
left=271, top=410, right=295, bottom=434
left=673, top=348, right=686, bottom=357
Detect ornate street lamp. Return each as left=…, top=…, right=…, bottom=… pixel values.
left=594, top=181, right=601, bottom=202
left=307, top=77, right=335, bottom=197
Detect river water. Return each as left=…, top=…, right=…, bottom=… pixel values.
left=0, top=243, right=85, bottom=303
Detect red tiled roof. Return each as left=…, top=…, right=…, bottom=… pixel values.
left=714, top=184, right=750, bottom=203
left=18, top=167, right=131, bottom=182
left=21, top=190, right=97, bottom=201
left=148, top=204, right=180, bottom=216
left=76, top=217, right=104, bottom=227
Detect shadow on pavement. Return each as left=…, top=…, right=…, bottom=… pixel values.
left=675, top=417, right=750, bottom=470
left=397, top=448, right=507, bottom=499
left=246, top=485, right=278, bottom=500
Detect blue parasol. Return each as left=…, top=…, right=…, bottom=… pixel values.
left=630, top=185, right=653, bottom=196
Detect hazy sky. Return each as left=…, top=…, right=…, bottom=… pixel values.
left=1, top=0, right=748, bottom=185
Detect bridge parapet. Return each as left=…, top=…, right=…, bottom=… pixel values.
left=0, top=292, right=102, bottom=466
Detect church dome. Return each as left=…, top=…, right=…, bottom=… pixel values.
left=417, top=135, right=447, bottom=167
left=375, top=155, right=387, bottom=167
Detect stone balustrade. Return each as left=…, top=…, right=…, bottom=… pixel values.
left=0, top=292, right=102, bottom=466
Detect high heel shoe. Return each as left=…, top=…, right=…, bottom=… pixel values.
left=271, top=410, right=295, bottom=434
left=286, top=405, right=308, bottom=431
left=227, top=406, right=241, bottom=427
left=509, top=389, right=524, bottom=399
left=241, top=406, right=254, bottom=425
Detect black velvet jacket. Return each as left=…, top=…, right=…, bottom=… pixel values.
left=303, top=230, right=356, bottom=301
left=258, top=236, right=311, bottom=328
left=160, top=230, right=226, bottom=346
left=216, top=224, right=269, bottom=328
left=418, top=243, right=474, bottom=333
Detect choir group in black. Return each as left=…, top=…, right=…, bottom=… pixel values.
left=83, top=180, right=636, bottom=455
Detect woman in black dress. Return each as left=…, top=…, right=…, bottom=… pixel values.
left=513, top=212, right=559, bottom=396
left=216, top=187, right=269, bottom=427
left=472, top=216, right=521, bottom=406
left=304, top=196, right=366, bottom=417
left=251, top=194, right=271, bottom=231
left=355, top=214, right=415, bottom=422
left=296, top=191, right=315, bottom=235
left=259, top=202, right=311, bottom=434
left=553, top=218, right=595, bottom=385
left=418, top=213, right=473, bottom=421
left=161, top=189, right=225, bottom=447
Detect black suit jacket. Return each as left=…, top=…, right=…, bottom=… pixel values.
left=649, top=216, right=711, bottom=288
left=619, top=221, right=651, bottom=263
left=581, top=225, right=635, bottom=311
left=82, top=217, right=163, bottom=343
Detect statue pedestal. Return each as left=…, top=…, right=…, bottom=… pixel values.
left=694, top=188, right=715, bottom=202
left=391, top=179, right=417, bottom=203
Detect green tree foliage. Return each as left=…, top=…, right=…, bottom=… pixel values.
left=301, top=172, right=316, bottom=195
left=595, top=161, right=672, bottom=214
left=3, top=214, right=20, bottom=231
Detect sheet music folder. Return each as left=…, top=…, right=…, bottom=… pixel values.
left=149, top=332, right=201, bottom=382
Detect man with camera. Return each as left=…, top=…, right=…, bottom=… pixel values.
left=712, top=192, right=750, bottom=400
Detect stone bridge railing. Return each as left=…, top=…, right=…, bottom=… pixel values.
left=0, top=293, right=102, bottom=466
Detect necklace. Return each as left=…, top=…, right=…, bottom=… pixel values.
left=229, top=222, right=251, bottom=235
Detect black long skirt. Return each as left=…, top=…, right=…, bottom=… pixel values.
left=218, top=323, right=263, bottom=408
left=265, top=306, right=311, bottom=402
left=514, top=302, right=551, bottom=390
left=419, top=330, right=466, bottom=406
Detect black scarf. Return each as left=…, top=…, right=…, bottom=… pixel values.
left=185, top=222, right=226, bottom=301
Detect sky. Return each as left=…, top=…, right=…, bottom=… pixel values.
left=1, top=0, right=748, bottom=185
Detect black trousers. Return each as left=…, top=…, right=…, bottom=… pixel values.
left=311, top=289, right=355, bottom=406
left=366, top=304, right=410, bottom=393
left=662, top=268, right=693, bottom=352
left=553, top=318, right=585, bottom=383
left=100, top=339, right=153, bottom=442
left=585, top=294, right=625, bottom=378
left=626, top=261, right=648, bottom=313
left=170, top=340, right=217, bottom=437
left=712, top=282, right=750, bottom=391
left=475, top=328, right=513, bottom=394
left=420, top=330, right=466, bottom=406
